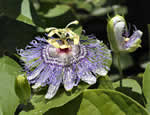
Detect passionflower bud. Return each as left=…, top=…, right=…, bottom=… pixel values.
left=15, top=74, right=31, bottom=104
left=107, top=15, right=143, bottom=53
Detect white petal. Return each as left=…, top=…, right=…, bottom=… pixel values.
left=63, top=70, right=75, bottom=91
left=114, top=21, right=126, bottom=50
left=28, top=63, right=45, bottom=80
left=95, top=68, right=107, bottom=76
left=45, top=83, right=60, bottom=99
left=32, top=82, right=41, bottom=89
left=81, top=72, right=96, bottom=84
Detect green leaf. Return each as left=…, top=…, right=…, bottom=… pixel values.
left=20, top=83, right=90, bottom=115
left=0, top=56, right=21, bottom=115
left=76, top=1, right=93, bottom=12
left=16, top=0, right=35, bottom=26
left=77, top=89, right=150, bottom=115
left=41, top=6, right=76, bottom=28
left=91, top=7, right=112, bottom=16
left=44, top=95, right=82, bottom=115
left=143, top=64, right=150, bottom=112
left=91, top=5, right=127, bottom=16
left=21, top=0, right=32, bottom=20
left=113, top=78, right=142, bottom=94
left=112, top=5, right=128, bottom=15
left=17, top=14, right=35, bottom=26
left=44, top=5, right=70, bottom=18
left=98, top=75, right=114, bottom=89
left=59, top=0, right=76, bottom=4
left=91, top=0, right=106, bottom=7
left=113, top=78, right=144, bottom=105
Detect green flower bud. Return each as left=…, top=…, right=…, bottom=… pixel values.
left=107, top=15, right=143, bottom=53
left=15, top=74, right=31, bottom=104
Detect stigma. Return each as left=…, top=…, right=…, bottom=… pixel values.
left=57, top=48, right=71, bottom=54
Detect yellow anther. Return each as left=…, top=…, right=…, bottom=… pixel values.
left=60, top=44, right=70, bottom=49
left=73, top=35, right=79, bottom=45
left=48, top=30, right=58, bottom=37
left=124, top=37, right=130, bottom=42
left=47, top=39, right=60, bottom=48
left=45, top=27, right=57, bottom=32
left=67, top=29, right=80, bottom=45
left=45, top=21, right=80, bottom=48
left=65, top=20, right=79, bottom=28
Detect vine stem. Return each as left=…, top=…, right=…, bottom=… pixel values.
left=116, top=53, right=123, bottom=87
left=147, top=24, right=150, bottom=59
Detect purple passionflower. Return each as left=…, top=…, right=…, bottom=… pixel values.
left=17, top=21, right=112, bottom=99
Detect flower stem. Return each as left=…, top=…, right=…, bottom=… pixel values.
left=147, top=24, right=150, bottom=59
left=116, top=53, right=123, bottom=87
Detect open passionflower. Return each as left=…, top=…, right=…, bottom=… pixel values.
left=17, top=21, right=112, bottom=99
left=107, top=15, right=143, bottom=53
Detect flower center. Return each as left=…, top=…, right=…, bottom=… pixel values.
left=42, top=45, right=87, bottom=67
left=57, top=48, right=70, bottom=54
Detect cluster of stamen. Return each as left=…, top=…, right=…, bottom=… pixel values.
left=45, top=20, right=80, bottom=50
